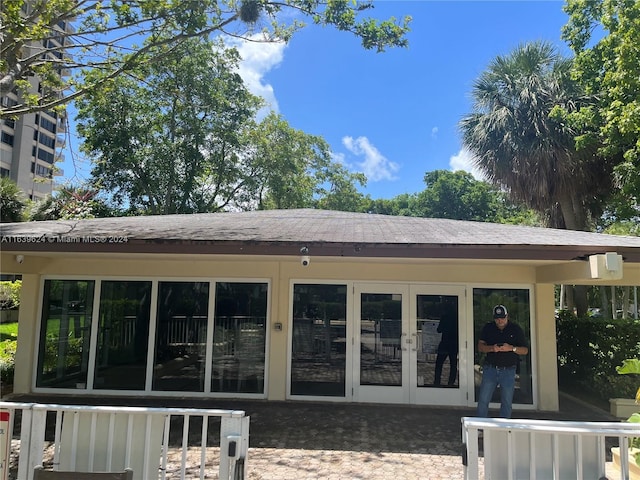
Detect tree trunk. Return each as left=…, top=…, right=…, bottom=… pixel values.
left=599, top=286, right=610, bottom=318
left=566, top=286, right=575, bottom=313
left=622, top=286, right=630, bottom=319
left=574, top=285, right=588, bottom=317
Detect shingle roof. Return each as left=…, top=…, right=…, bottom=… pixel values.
left=2, top=209, right=639, bottom=261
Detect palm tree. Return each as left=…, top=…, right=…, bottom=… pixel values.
left=459, top=41, right=614, bottom=231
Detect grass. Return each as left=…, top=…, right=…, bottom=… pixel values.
left=0, top=321, right=18, bottom=341
left=0, top=322, right=17, bottom=386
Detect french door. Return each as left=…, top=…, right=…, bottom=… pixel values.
left=353, top=284, right=468, bottom=405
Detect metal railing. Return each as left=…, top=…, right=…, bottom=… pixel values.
left=461, top=416, right=640, bottom=480
left=0, top=401, right=249, bottom=480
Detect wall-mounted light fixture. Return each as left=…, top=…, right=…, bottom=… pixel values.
left=15, top=255, right=24, bottom=264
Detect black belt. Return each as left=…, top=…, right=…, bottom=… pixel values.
left=485, top=364, right=516, bottom=370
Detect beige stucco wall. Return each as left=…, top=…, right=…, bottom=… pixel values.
left=533, top=284, right=559, bottom=411
left=13, top=274, right=39, bottom=394
left=5, top=251, right=634, bottom=411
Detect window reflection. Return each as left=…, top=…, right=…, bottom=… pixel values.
left=212, top=282, right=268, bottom=394
left=94, top=281, right=151, bottom=390
left=416, top=295, right=459, bottom=388
left=360, top=293, right=402, bottom=387
left=291, top=284, right=347, bottom=396
left=152, top=282, right=209, bottom=392
left=36, top=280, right=95, bottom=388
left=473, top=288, right=533, bottom=405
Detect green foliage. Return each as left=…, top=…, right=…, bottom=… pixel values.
left=413, top=170, right=537, bottom=223
left=616, top=359, right=640, bottom=458
left=557, top=311, right=640, bottom=401
left=0, top=280, right=21, bottom=310
left=40, top=334, right=84, bottom=376
left=0, top=177, right=26, bottom=223
left=460, top=41, right=614, bottom=231
left=562, top=0, right=640, bottom=226
left=0, top=322, right=18, bottom=341
left=0, top=339, right=16, bottom=385
left=0, top=321, right=17, bottom=387
left=602, top=220, right=640, bottom=236
left=617, top=358, right=640, bottom=404
left=77, top=42, right=364, bottom=214
left=359, top=170, right=540, bottom=225
left=1, top=0, right=410, bottom=117
left=26, top=185, right=116, bottom=220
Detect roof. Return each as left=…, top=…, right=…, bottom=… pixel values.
left=2, top=209, right=640, bottom=261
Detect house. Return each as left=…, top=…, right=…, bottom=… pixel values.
left=1, top=209, right=639, bottom=412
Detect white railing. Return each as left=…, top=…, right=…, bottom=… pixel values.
left=462, top=416, right=640, bottom=480
left=0, top=401, right=249, bottom=480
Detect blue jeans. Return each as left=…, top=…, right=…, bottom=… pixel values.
left=476, top=365, right=517, bottom=418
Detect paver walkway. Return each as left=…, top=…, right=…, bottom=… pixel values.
left=7, top=392, right=622, bottom=479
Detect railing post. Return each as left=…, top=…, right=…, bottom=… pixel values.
left=220, top=414, right=249, bottom=480
left=25, top=407, right=47, bottom=480
left=461, top=417, right=479, bottom=480
left=15, top=406, right=33, bottom=480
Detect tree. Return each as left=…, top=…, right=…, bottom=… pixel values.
left=249, top=112, right=367, bottom=211
left=1, top=0, right=410, bottom=118
left=459, top=41, right=615, bottom=232
left=77, top=40, right=365, bottom=214
left=361, top=194, right=417, bottom=216
left=77, top=38, right=263, bottom=214
left=359, top=170, right=539, bottom=224
left=413, top=170, right=507, bottom=222
left=562, top=0, right=640, bottom=223
left=0, top=177, right=26, bottom=222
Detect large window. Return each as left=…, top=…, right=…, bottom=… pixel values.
left=94, top=281, right=151, bottom=390
left=36, top=280, right=95, bottom=388
left=473, top=288, right=533, bottom=405
left=290, top=284, right=347, bottom=396
left=152, top=282, right=209, bottom=392
left=211, top=283, right=268, bottom=394
left=36, top=278, right=268, bottom=396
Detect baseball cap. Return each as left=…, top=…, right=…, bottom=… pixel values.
left=493, top=305, right=508, bottom=318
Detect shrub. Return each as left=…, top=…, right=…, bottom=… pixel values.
left=0, top=339, right=16, bottom=385
left=557, top=311, right=640, bottom=401
left=0, top=280, right=21, bottom=310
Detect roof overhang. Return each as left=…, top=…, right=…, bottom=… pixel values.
left=2, top=239, right=639, bottom=263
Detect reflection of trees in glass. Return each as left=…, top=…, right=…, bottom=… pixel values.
left=473, top=288, right=530, bottom=336
left=37, top=280, right=95, bottom=387
left=155, top=282, right=209, bottom=362
left=99, top=281, right=151, bottom=365
left=291, top=284, right=347, bottom=396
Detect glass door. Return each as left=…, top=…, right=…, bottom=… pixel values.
left=354, top=284, right=409, bottom=404
left=353, top=284, right=468, bottom=405
left=410, top=285, right=467, bottom=405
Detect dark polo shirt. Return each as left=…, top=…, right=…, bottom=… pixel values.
left=480, top=321, right=527, bottom=368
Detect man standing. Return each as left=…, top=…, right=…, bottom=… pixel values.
left=476, top=304, right=528, bottom=418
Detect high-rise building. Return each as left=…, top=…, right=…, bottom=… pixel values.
left=0, top=5, right=70, bottom=201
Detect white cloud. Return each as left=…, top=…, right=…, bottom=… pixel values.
left=342, top=136, right=399, bottom=182
left=224, top=34, right=286, bottom=115
left=431, top=126, right=439, bottom=138
left=449, top=148, right=487, bottom=181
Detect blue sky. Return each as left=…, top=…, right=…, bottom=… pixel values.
left=62, top=1, right=573, bottom=200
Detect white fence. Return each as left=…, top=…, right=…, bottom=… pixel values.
left=462, top=416, right=640, bottom=480
left=0, top=401, right=249, bottom=480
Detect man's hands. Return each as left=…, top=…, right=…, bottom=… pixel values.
left=492, top=343, right=514, bottom=353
